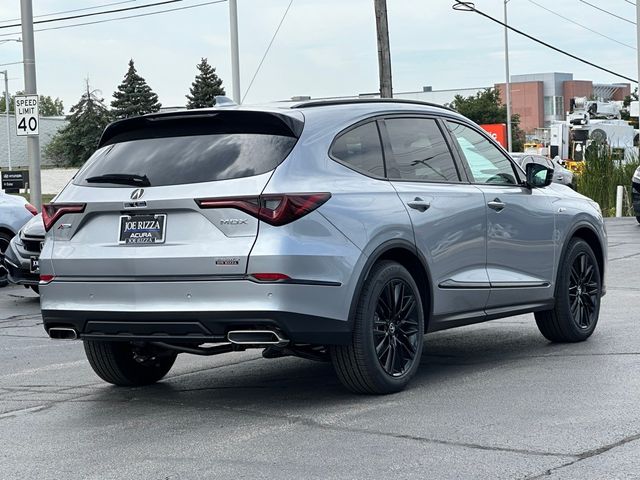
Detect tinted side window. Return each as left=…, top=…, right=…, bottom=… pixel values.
left=385, top=118, right=460, bottom=182
left=331, top=122, right=385, bottom=177
left=447, top=122, right=518, bottom=185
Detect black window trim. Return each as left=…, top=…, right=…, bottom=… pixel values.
left=443, top=119, right=525, bottom=187
left=377, top=114, right=467, bottom=185
left=328, top=116, right=390, bottom=181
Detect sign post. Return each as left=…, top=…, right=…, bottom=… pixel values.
left=14, top=94, right=39, bottom=136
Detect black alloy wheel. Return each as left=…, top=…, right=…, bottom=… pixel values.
left=568, top=252, right=599, bottom=330
left=330, top=260, right=425, bottom=394
left=535, top=238, right=601, bottom=343
left=373, top=279, right=421, bottom=377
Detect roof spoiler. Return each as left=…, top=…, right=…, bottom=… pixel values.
left=98, top=109, right=304, bottom=148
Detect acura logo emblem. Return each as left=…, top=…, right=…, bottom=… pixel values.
left=130, top=188, right=145, bottom=200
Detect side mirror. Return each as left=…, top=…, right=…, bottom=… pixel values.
left=526, top=163, right=553, bottom=188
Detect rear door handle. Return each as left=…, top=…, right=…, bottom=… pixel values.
left=487, top=198, right=506, bottom=212
left=407, top=197, right=431, bottom=212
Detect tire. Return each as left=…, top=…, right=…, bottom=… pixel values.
left=84, top=340, right=177, bottom=386
left=330, top=261, right=425, bottom=394
left=535, top=239, right=602, bottom=342
left=0, top=231, right=13, bottom=288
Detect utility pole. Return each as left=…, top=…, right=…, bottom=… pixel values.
left=19, top=0, right=41, bottom=210
left=374, top=0, right=392, bottom=98
left=229, top=0, right=241, bottom=104
left=1, top=70, right=11, bottom=170
left=504, top=0, right=513, bottom=152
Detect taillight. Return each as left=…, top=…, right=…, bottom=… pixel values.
left=39, top=274, right=55, bottom=284
left=195, top=193, right=331, bottom=226
left=25, top=203, right=38, bottom=216
left=42, top=203, right=86, bottom=232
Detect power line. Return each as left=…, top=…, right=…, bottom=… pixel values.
left=452, top=1, right=637, bottom=83
left=0, top=0, right=184, bottom=30
left=526, top=0, right=635, bottom=50
left=0, top=0, right=227, bottom=38
left=0, top=1, right=138, bottom=24
left=623, top=0, right=635, bottom=5
left=243, top=0, right=294, bottom=103
left=578, top=0, right=636, bottom=25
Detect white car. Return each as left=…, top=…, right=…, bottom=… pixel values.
left=511, top=153, right=575, bottom=188
left=0, top=192, right=38, bottom=286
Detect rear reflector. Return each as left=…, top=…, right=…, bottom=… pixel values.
left=42, top=203, right=86, bottom=232
left=39, top=274, right=55, bottom=284
left=25, top=203, right=38, bottom=216
left=250, top=273, right=291, bottom=282
left=196, top=193, right=331, bottom=226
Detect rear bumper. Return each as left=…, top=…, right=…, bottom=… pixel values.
left=40, top=279, right=354, bottom=345
left=41, top=309, right=351, bottom=345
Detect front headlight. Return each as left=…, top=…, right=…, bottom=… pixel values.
left=633, top=166, right=640, bottom=183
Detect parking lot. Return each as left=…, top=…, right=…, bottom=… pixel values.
left=0, top=217, right=637, bottom=479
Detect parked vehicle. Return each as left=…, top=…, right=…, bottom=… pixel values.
left=633, top=165, right=640, bottom=224
left=0, top=193, right=37, bottom=287
left=511, top=153, right=575, bottom=188
left=3, top=213, right=44, bottom=293
left=39, top=99, right=607, bottom=394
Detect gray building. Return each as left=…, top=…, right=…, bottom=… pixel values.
left=0, top=115, right=68, bottom=169
left=511, top=72, right=573, bottom=125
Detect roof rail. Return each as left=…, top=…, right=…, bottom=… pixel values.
left=291, top=98, right=456, bottom=112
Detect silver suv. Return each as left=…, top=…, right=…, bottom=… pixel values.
left=39, top=100, right=607, bottom=394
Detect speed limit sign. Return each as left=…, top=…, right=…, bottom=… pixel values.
left=14, top=94, right=39, bottom=136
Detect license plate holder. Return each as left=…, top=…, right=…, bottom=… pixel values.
left=119, top=214, right=167, bottom=245
left=30, top=256, right=39, bottom=274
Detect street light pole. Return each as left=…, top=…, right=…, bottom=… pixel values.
left=1, top=71, right=11, bottom=170
left=229, top=0, right=241, bottom=104
left=20, top=0, right=41, bottom=210
left=504, top=0, right=513, bottom=152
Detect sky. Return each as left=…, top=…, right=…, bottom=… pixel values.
left=0, top=0, right=637, bottom=114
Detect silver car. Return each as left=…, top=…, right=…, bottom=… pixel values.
left=511, top=153, right=575, bottom=188
left=39, top=100, right=607, bottom=394
left=0, top=192, right=38, bottom=287
left=3, top=213, right=44, bottom=293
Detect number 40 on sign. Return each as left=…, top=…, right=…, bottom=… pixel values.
left=14, top=94, right=39, bottom=136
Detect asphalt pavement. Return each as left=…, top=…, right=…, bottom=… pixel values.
left=1, top=217, right=639, bottom=480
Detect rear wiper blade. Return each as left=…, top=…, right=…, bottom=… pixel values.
left=85, top=173, right=151, bottom=187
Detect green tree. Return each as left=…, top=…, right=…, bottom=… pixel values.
left=0, top=92, right=64, bottom=116
left=186, top=57, right=225, bottom=109
left=621, top=88, right=638, bottom=128
left=449, top=88, right=525, bottom=152
left=111, top=59, right=161, bottom=119
left=45, top=82, right=111, bottom=167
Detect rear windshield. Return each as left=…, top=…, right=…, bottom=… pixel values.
left=73, top=133, right=297, bottom=187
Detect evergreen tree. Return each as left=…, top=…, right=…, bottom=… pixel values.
left=111, top=59, right=161, bottom=119
left=45, top=82, right=111, bottom=167
left=186, top=58, right=225, bottom=109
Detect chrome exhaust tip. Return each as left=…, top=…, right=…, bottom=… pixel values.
left=227, top=330, right=289, bottom=347
left=48, top=327, right=78, bottom=340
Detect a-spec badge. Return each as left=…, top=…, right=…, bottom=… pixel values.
left=215, top=258, right=240, bottom=266
left=130, top=188, right=145, bottom=200
left=124, top=201, right=147, bottom=209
